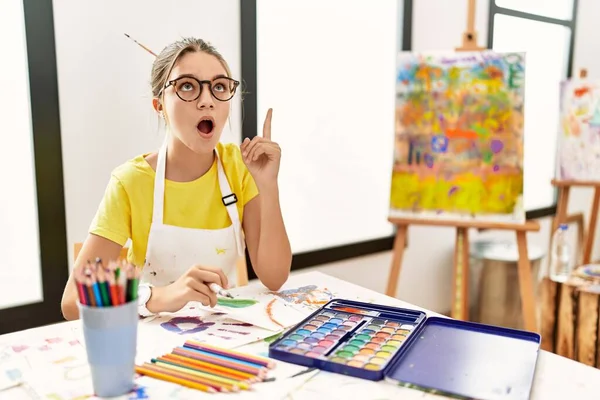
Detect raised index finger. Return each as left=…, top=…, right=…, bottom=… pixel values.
left=262, top=108, right=273, bottom=140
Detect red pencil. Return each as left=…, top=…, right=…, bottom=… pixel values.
left=76, top=281, right=87, bottom=305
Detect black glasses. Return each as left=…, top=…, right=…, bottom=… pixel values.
left=164, top=76, right=240, bottom=102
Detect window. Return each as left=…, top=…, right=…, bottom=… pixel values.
left=0, top=0, right=69, bottom=334
left=255, top=0, right=399, bottom=255
left=488, top=1, right=579, bottom=216
left=0, top=0, right=43, bottom=310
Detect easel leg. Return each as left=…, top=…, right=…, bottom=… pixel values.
left=583, top=187, right=600, bottom=264
left=516, top=231, right=537, bottom=332
left=452, top=228, right=470, bottom=320
left=385, top=225, right=408, bottom=297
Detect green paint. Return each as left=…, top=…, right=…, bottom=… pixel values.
left=336, top=351, right=353, bottom=358
left=483, top=150, right=493, bottom=163
left=216, top=298, right=259, bottom=308
left=471, top=124, right=489, bottom=137
left=343, top=345, right=359, bottom=353
left=263, top=333, right=283, bottom=343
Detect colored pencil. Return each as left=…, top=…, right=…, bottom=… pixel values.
left=181, top=344, right=266, bottom=370
left=76, top=281, right=87, bottom=306
left=145, top=362, right=236, bottom=392
left=74, top=258, right=140, bottom=308
left=134, top=365, right=216, bottom=393
left=161, top=353, right=259, bottom=382
left=95, top=263, right=110, bottom=306
left=75, top=267, right=90, bottom=306
left=184, top=340, right=276, bottom=369
left=134, top=343, right=275, bottom=393
left=143, top=362, right=235, bottom=392
left=84, top=274, right=96, bottom=307
left=150, top=359, right=248, bottom=391
left=155, top=357, right=253, bottom=388
left=173, top=347, right=265, bottom=376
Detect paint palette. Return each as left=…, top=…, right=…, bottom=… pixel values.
left=269, top=299, right=425, bottom=381
left=269, top=299, right=542, bottom=400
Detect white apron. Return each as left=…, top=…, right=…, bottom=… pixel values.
left=141, top=138, right=245, bottom=288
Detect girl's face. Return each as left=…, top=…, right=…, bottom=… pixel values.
left=159, top=51, right=233, bottom=155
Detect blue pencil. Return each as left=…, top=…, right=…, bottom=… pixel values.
left=92, top=282, right=103, bottom=307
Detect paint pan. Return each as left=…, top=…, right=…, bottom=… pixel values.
left=268, top=299, right=424, bottom=380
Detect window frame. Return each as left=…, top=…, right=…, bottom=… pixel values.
left=0, top=0, right=70, bottom=334
left=487, top=0, right=580, bottom=220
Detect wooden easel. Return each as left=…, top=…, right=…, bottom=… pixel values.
left=455, top=0, right=485, bottom=52
left=385, top=218, right=540, bottom=332
left=385, top=0, right=541, bottom=334
left=551, top=68, right=600, bottom=266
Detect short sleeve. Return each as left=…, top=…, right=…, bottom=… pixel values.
left=240, top=159, right=259, bottom=206
left=243, top=170, right=259, bottom=205
left=89, top=175, right=132, bottom=246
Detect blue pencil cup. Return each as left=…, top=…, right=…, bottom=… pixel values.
left=79, top=299, right=138, bottom=397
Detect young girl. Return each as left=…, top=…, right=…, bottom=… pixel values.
left=60, top=37, right=291, bottom=320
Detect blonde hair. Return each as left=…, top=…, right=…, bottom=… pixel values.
left=150, top=37, right=232, bottom=104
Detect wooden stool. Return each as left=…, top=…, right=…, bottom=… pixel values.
left=469, top=241, right=544, bottom=329
left=540, top=269, right=600, bottom=368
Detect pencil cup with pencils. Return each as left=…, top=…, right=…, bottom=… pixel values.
left=76, top=259, right=141, bottom=398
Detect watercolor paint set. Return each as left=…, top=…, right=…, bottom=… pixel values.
left=269, top=299, right=541, bottom=400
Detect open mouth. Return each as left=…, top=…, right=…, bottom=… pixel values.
left=197, top=117, right=215, bottom=137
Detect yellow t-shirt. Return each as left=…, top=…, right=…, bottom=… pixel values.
left=89, top=142, right=259, bottom=267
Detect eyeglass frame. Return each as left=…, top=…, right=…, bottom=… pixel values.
left=162, top=75, right=240, bottom=102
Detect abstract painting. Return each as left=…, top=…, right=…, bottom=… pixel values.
left=391, top=51, right=526, bottom=222
left=269, top=285, right=335, bottom=311
left=556, top=78, right=600, bottom=181
left=142, top=306, right=281, bottom=350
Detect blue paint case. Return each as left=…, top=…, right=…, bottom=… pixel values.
left=268, top=299, right=541, bottom=400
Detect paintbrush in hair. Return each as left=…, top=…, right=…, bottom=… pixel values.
left=124, top=33, right=157, bottom=57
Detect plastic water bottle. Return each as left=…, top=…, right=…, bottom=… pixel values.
left=550, top=224, right=571, bottom=283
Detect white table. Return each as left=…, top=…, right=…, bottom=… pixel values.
left=1, top=271, right=599, bottom=399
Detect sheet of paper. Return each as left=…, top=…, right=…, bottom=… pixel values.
left=184, top=286, right=312, bottom=331
left=139, top=305, right=285, bottom=352
left=0, top=324, right=95, bottom=399
left=211, top=296, right=309, bottom=331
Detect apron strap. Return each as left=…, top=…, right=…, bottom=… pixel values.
left=152, top=136, right=169, bottom=225
left=215, top=151, right=245, bottom=257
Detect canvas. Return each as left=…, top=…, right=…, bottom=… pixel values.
left=556, top=78, right=600, bottom=181
left=391, top=51, right=526, bottom=222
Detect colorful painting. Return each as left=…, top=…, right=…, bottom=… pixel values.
left=143, top=306, right=279, bottom=349
left=270, top=285, right=334, bottom=308
left=556, top=78, right=600, bottom=181
left=391, top=51, right=526, bottom=222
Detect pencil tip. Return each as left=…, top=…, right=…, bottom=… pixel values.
left=124, top=33, right=130, bottom=37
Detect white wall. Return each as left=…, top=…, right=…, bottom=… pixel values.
left=52, top=0, right=241, bottom=268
